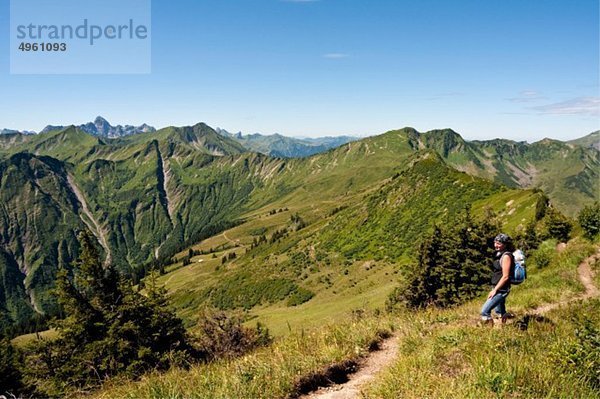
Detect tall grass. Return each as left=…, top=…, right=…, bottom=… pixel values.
left=92, top=313, right=394, bottom=399
left=363, top=299, right=600, bottom=399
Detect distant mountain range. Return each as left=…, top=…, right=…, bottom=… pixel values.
left=0, top=129, right=36, bottom=135
left=1, top=118, right=357, bottom=158
left=39, top=116, right=156, bottom=138
left=215, top=128, right=358, bottom=158
left=1, top=117, right=156, bottom=138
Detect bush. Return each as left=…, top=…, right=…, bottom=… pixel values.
left=195, top=309, right=272, bottom=360
left=513, top=219, right=540, bottom=252
left=541, top=207, right=572, bottom=242
left=535, top=193, right=549, bottom=221
left=286, top=287, right=315, bottom=307
left=578, top=202, right=600, bottom=240
left=531, top=245, right=553, bottom=269
left=202, top=274, right=299, bottom=310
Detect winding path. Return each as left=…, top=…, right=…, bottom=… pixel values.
left=301, top=336, right=399, bottom=399
left=532, top=247, right=600, bottom=315
left=299, top=246, right=600, bottom=399
left=222, top=231, right=247, bottom=249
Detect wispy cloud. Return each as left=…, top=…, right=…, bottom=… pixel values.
left=530, top=97, right=600, bottom=116
left=425, top=91, right=464, bottom=101
left=322, top=53, right=349, bottom=59
left=507, top=90, right=546, bottom=103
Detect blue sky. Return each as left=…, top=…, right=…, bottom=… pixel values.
left=0, top=0, right=598, bottom=141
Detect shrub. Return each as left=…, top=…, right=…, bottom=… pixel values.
left=286, top=287, right=315, bottom=307
left=535, top=193, right=549, bottom=221
left=249, top=227, right=267, bottom=236
left=513, top=219, right=540, bottom=252
left=195, top=309, right=272, bottom=360
left=578, top=202, right=600, bottom=240
left=540, top=207, right=572, bottom=242
left=202, top=274, right=299, bottom=310
left=531, top=245, right=553, bottom=269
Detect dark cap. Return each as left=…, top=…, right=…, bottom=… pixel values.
left=494, top=233, right=512, bottom=244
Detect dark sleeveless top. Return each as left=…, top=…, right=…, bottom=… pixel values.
left=491, top=251, right=514, bottom=291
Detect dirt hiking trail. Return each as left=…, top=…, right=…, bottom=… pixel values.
left=300, top=336, right=399, bottom=399
left=532, top=246, right=600, bottom=315
left=299, top=246, right=600, bottom=399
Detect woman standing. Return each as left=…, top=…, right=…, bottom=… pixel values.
left=480, top=233, right=514, bottom=325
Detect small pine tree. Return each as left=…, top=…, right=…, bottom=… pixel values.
left=542, top=207, right=573, bottom=242
left=535, top=194, right=549, bottom=221
left=514, top=219, right=540, bottom=252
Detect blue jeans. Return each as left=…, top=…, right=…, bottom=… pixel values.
left=481, top=291, right=509, bottom=320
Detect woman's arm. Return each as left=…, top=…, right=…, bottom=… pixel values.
left=488, top=254, right=511, bottom=298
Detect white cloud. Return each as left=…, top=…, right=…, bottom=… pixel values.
left=507, top=90, right=546, bottom=103
left=322, top=53, right=349, bottom=59
left=531, top=97, right=600, bottom=116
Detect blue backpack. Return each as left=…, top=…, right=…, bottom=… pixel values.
left=510, top=249, right=526, bottom=285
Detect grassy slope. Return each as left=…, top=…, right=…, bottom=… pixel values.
left=93, top=238, right=599, bottom=399
left=568, top=130, right=600, bottom=150
left=151, top=153, right=540, bottom=337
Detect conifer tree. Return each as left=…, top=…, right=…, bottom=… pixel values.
left=24, top=231, right=193, bottom=396
left=390, top=209, right=499, bottom=309
left=535, top=193, right=549, bottom=221
left=542, top=207, right=573, bottom=242
left=400, top=225, right=444, bottom=307
left=517, top=220, right=539, bottom=250
left=0, top=337, right=26, bottom=397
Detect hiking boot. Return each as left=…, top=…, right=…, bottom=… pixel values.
left=501, top=313, right=514, bottom=324
left=477, top=318, right=494, bottom=327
